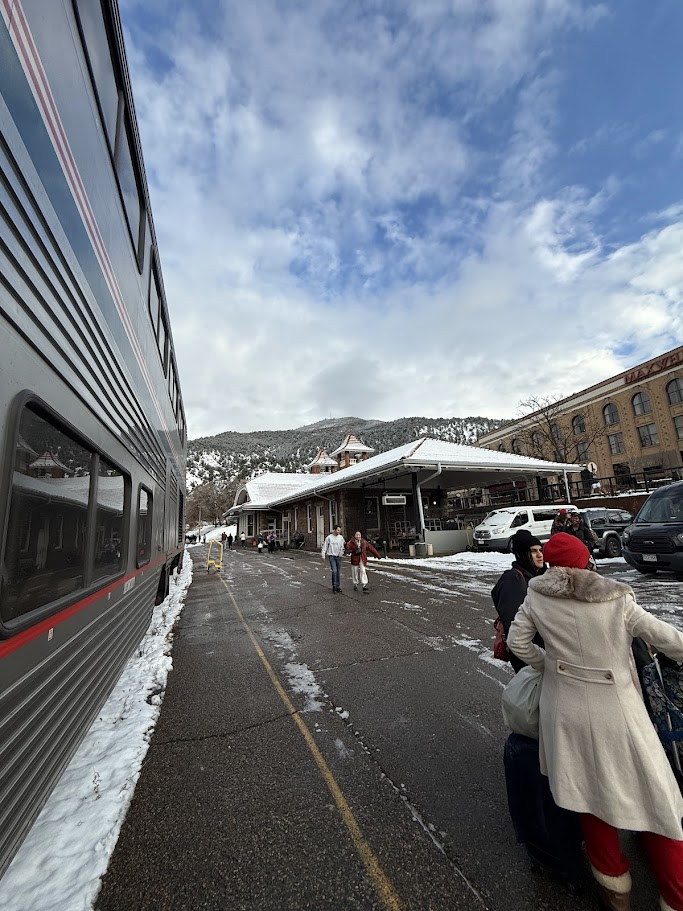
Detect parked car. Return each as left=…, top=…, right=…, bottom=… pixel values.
left=473, top=504, right=577, bottom=552
left=622, top=480, right=683, bottom=579
left=580, top=507, right=633, bottom=558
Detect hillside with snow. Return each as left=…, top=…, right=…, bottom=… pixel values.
left=186, top=415, right=507, bottom=491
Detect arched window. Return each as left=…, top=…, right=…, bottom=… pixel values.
left=603, top=403, right=619, bottom=426
left=667, top=378, right=683, bottom=405
left=531, top=431, right=543, bottom=451
left=572, top=415, right=586, bottom=435
left=551, top=423, right=562, bottom=442
left=511, top=438, right=522, bottom=454
left=632, top=391, right=652, bottom=416
left=498, top=443, right=506, bottom=452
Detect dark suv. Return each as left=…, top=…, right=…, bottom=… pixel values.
left=581, top=507, right=633, bottom=558
left=622, top=481, right=683, bottom=579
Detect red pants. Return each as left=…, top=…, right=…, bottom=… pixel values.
left=581, top=814, right=683, bottom=910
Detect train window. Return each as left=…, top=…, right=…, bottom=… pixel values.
left=92, top=459, right=126, bottom=583
left=114, top=111, right=143, bottom=265
left=149, top=265, right=161, bottom=337
left=169, top=361, right=177, bottom=409
left=158, top=310, right=169, bottom=375
left=73, top=0, right=119, bottom=150
left=1, top=405, right=92, bottom=622
left=178, top=408, right=186, bottom=446
left=136, top=486, right=152, bottom=567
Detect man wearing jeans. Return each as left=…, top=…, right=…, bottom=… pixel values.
left=321, top=525, right=345, bottom=593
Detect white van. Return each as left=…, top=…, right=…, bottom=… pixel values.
left=473, top=505, right=577, bottom=552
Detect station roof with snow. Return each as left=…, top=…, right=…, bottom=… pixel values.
left=229, top=436, right=582, bottom=512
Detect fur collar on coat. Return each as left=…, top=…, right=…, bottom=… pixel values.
left=529, top=567, right=633, bottom=603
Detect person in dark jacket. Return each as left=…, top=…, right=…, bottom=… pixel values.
left=566, top=511, right=595, bottom=549
left=550, top=508, right=570, bottom=536
left=491, top=529, right=545, bottom=673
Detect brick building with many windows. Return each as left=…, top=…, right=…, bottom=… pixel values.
left=477, top=345, right=683, bottom=491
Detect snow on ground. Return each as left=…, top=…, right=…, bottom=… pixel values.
left=0, top=555, right=193, bottom=911
left=379, top=551, right=514, bottom=572
left=186, top=523, right=237, bottom=542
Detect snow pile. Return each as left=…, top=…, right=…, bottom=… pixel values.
left=0, top=554, right=193, bottom=911
left=380, top=551, right=514, bottom=572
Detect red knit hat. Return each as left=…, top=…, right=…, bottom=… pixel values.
left=543, top=532, right=591, bottom=569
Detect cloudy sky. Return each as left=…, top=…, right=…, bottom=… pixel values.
left=120, top=0, right=683, bottom=438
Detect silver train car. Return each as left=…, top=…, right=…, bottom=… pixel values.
left=0, top=0, right=187, bottom=877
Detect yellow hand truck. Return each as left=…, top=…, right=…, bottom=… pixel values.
left=206, top=540, right=224, bottom=573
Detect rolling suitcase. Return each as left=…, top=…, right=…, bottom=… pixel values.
left=503, top=733, right=583, bottom=882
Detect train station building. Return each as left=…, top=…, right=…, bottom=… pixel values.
left=226, top=434, right=580, bottom=555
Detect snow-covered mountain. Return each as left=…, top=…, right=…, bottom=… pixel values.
left=186, top=415, right=507, bottom=491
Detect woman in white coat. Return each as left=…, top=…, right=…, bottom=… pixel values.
left=507, top=532, right=683, bottom=911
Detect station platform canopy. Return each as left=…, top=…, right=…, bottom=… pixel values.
left=228, top=436, right=582, bottom=514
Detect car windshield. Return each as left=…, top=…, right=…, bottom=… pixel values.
left=636, top=488, right=683, bottom=523
left=481, top=510, right=516, bottom=525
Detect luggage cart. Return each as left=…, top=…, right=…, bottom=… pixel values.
left=206, top=540, right=224, bottom=573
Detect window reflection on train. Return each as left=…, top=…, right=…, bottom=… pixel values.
left=2, top=403, right=128, bottom=623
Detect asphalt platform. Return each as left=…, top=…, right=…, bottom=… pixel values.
left=94, top=544, right=663, bottom=911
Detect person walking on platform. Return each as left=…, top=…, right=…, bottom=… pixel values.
left=491, top=529, right=545, bottom=674
left=227, top=533, right=233, bottom=550
left=321, top=524, right=346, bottom=593
left=507, top=533, right=683, bottom=911
left=240, top=531, right=246, bottom=547
left=345, top=531, right=381, bottom=593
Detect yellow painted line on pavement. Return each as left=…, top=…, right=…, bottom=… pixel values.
left=219, top=576, right=404, bottom=911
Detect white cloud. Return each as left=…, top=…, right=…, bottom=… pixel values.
left=119, top=0, right=682, bottom=437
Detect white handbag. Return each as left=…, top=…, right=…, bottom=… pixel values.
left=501, top=666, right=543, bottom=739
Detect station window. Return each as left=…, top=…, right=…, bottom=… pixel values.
left=667, top=378, right=683, bottom=405
left=307, top=504, right=312, bottom=533
left=576, top=441, right=590, bottom=461
left=572, top=415, right=586, bottom=435
left=1, top=402, right=129, bottom=626
left=674, top=415, right=683, bottom=441
left=603, top=403, right=619, bottom=426
left=136, top=486, right=153, bottom=567
left=632, top=391, right=652, bottom=417
left=511, top=438, right=522, bottom=454
left=638, top=423, right=659, bottom=448
left=608, top=432, right=625, bottom=455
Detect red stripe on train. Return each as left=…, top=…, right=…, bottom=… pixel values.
left=0, top=555, right=168, bottom=659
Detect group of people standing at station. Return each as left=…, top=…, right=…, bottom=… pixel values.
left=492, top=522, right=683, bottom=911
left=321, top=526, right=381, bottom=593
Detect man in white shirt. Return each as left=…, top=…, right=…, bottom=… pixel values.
left=321, top=524, right=346, bottom=593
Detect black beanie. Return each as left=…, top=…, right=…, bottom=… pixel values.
left=511, top=529, right=542, bottom=560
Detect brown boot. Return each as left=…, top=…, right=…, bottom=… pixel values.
left=591, top=867, right=632, bottom=911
